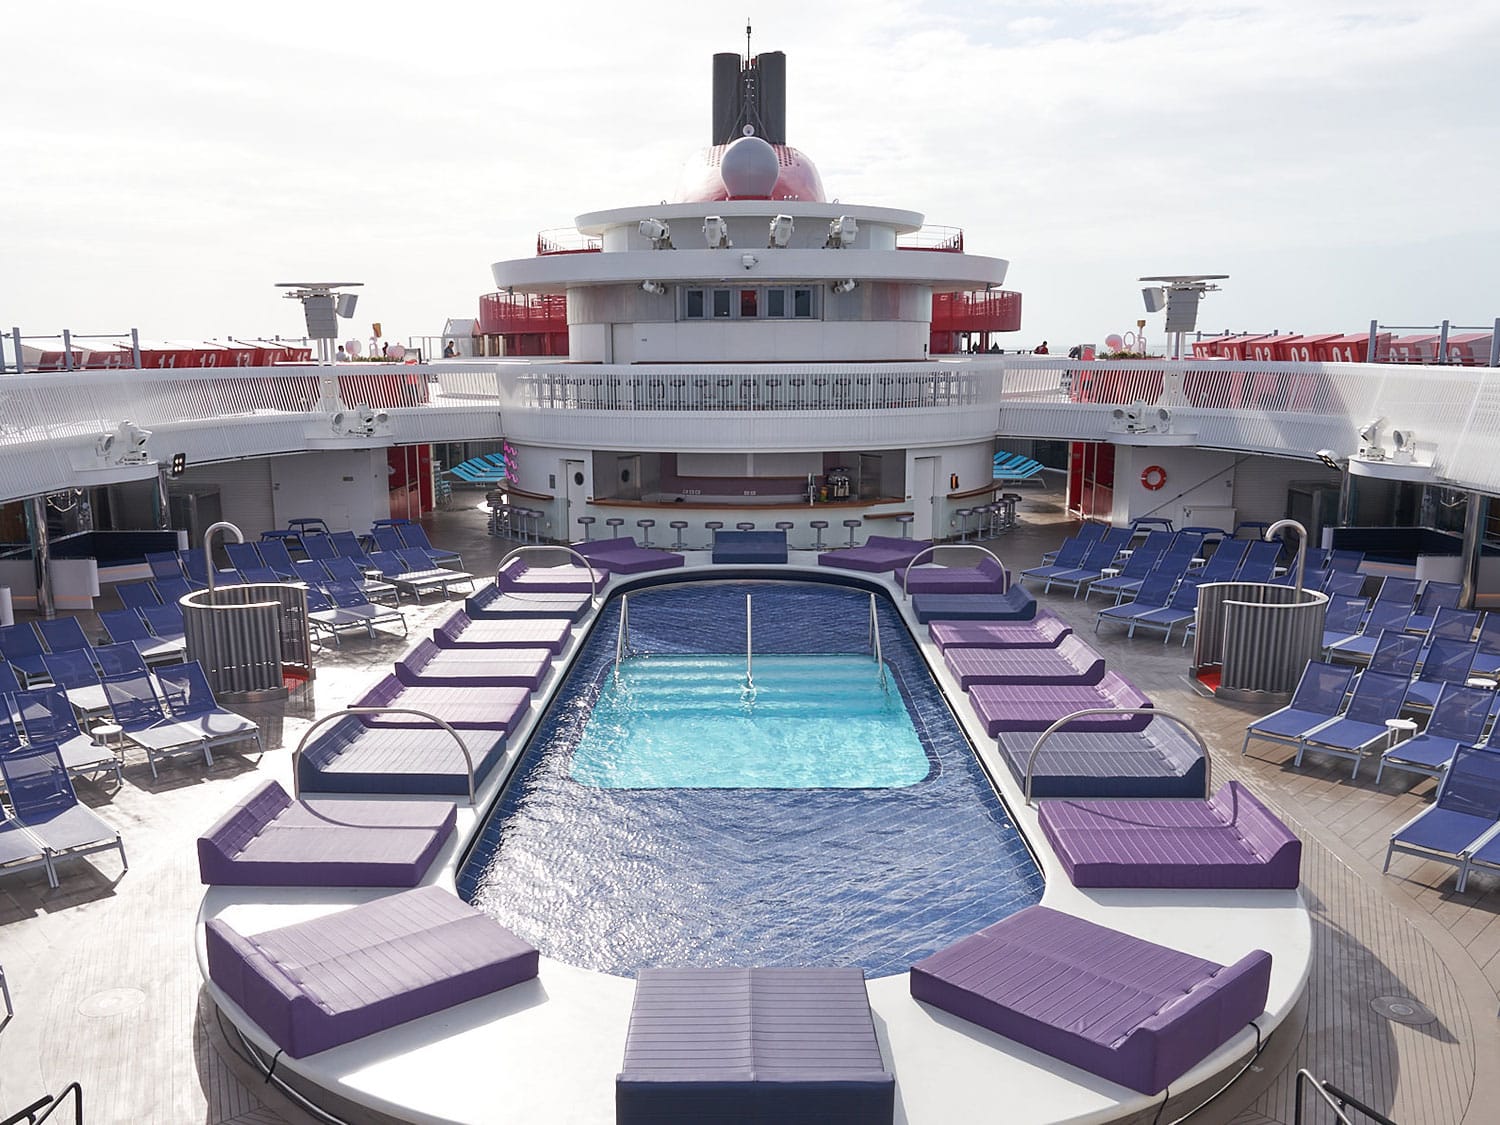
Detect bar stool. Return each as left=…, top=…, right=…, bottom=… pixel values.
left=955, top=508, right=974, bottom=542
left=1000, top=493, right=1022, bottom=530
left=736, top=521, right=756, bottom=532
left=774, top=521, right=794, bottom=541
left=842, top=518, right=863, bottom=548
left=896, top=514, right=914, bottom=539
left=669, top=520, right=689, bottom=550
left=984, top=502, right=1005, bottom=538
left=527, top=509, right=546, bottom=543
left=636, top=518, right=655, bottom=547
left=576, top=514, right=596, bottom=543
left=810, top=520, right=829, bottom=550
left=705, top=520, right=724, bottom=548
left=605, top=517, right=625, bottom=540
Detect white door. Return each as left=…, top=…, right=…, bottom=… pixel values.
left=914, top=456, right=939, bottom=540
left=564, top=460, right=587, bottom=543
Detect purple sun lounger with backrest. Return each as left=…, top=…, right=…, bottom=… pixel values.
left=944, top=635, right=1104, bottom=688
left=912, top=588, right=1037, bottom=623
left=496, top=560, right=611, bottom=592
left=1294, top=668, right=1412, bottom=778
left=1384, top=745, right=1500, bottom=892
left=910, top=905, right=1272, bottom=1095
left=1242, top=661, right=1356, bottom=758
left=353, top=675, right=532, bottom=732
left=395, top=638, right=553, bottom=689
left=577, top=536, right=686, bottom=574
left=928, top=612, right=1070, bottom=650
left=205, top=885, right=538, bottom=1058
left=297, top=713, right=507, bottom=797
left=432, top=609, right=573, bottom=653
left=968, top=672, right=1152, bottom=735
left=899, top=556, right=1008, bottom=595
left=616, top=967, right=894, bottom=1125
left=1037, top=780, right=1301, bottom=888
left=465, top=584, right=592, bottom=621
left=1375, top=683, right=1493, bottom=784
left=197, top=778, right=456, bottom=886
left=994, top=720, right=1207, bottom=798
left=817, top=535, right=930, bottom=574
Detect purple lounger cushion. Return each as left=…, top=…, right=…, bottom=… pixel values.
left=197, top=779, right=456, bottom=887
left=930, top=612, right=1071, bottom=650
left=1038, top=781, right=1301, bottom=889
left=465, top=584, right=592, bottom=621
left=912, top=589, right=1037, bottom=623
left=206, top=885, right=538, bottom=1058
left=969, top=672, right=1153, bottom=734
left=944, top=634, right=1105, bottom=688
left=818, top=535, right=932, bottom=574
left=577, top=537, right=686, bottom=575
left=354, top=674, right=532, bottom=731
left=433, top=609, right=573, bottom=653
left=395, top=638, right=553, bottom=689
left=910, top=906, right=1272, bottom=1095
left=900, top=556, right=1009, bottom=595
left=297, top=715, right=506, bottom=797
left=496, top=560, right=608, bottom=593
left=617, top=967, right=893, bottom=1125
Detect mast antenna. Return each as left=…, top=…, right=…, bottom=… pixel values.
left=746, top=20, right=752, bottom=59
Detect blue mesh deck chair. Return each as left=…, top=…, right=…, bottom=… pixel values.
left=36, top=617, right=92, bottom=655
left=1371, top=575, right=1419, bottom=611
left=1327, top=604, right=1413, bottom=664
left=223, top=541, right=264, bottom=572
left=13, top=688, right=121, bottom=786
left=1402, top=639, right=1478, bottom=711
left=39, top=650, right=109, bottom=721
left=1329, top=549, right=1365, bottom=572
left=0, top=624, right=49, bottom=688
left=1191, top=538, right=1248, bottom=583
left=1321, top=570, right=1366, bottom=598
left=152, top=575, right=195, bottom=605
left=1376, top=683, right=1493, bottom=785
left=95, top=614, right=181, bottom=667
left=101, top=671, right=212, bottom=778
left=139, top=603, right=185, bottom=643
left=1233, top=539, right=1283, bottom=583
left=1093, top=568, right=1177, bottom=635
left=323, top=580, right=409, bottom=640
left=115, top=581, right=161, bottom=611
left=1085, top=545, right=1168, bottom=604
left=395, top=523, right=462, bottom=568
left=1295, top=669, right=1412, bottom=778
left=1022, top=535, right=1094, bottom=584
left=1321, top=596, right=1369, bottom=651
left=144, top=551, right=182, bottom=580
left=1243, top=661, right=1356, bottom=758
left=301, top=533, right=339, bottom=562
left=1408, top=582, right=1463, bottom=634
left=1129, top=575, right=1204, bottom=645
left=94, top=642, right=149, bottom=678
left=1039, top=521, right=1105, bottom=565
left=1385, top=744, right=1500, bottom=891
left=323, top=556, right=399, bottom=605
left=1365, top=630, right=1424, bottom=679
left=1424, top=607, right=1480, bottom=648
left=256, top=537, right=300, bottom=580
left=0, top=740, right=126, bottom=884
left=154, top=661, right=263, bottom=756
left=1473, top=614, right=1500, bottom=677
left=1040, top=540, right=1122, bottom=597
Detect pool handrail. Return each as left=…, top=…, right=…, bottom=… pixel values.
left=1022, top=707, right=1212, bottom=805
left=1266, top=518, right=1310, bottom=598
left=496, top=544, right=602, bottom=601
left=292, top=707, right=476, bottom=804
left=901, top=543, right=1008, bottom=599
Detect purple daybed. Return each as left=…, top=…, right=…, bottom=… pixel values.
left=968, top=672, right=1152, bottom=734
left=496, top=560, right=608, bottom=593
left=197, top=779, right=455, bottom=887
left=617, top=967, right=893, bottom=1125
left=433, top=609, right=573, bottom=653
left=296, top=715, right=507, bottom=797
left=395, top=638, right=553, bottom=689
left=206, top=885, right=538, bottom=1058
left=929, top=612, right=1071, bottom=650
left=994, top=725, right=1208, bottom=799
left=899, top=556, right=1008, bottom=595
left=1037, top=781, right=1301, bottom=889
left=944, top=634, right=1104, bottom=688
left=353, top=674, right=532, bottom=731
left=912, top=589, right=1037, bottom=623
left=711, top=530, right=788, bottom=564
left=577, top=536, right=686, bottom=575
left=817, top=535, right=931, bottom=574
left=910, top=906, right=1272, bottom=1095
left=465, top=583, right=592, bottom=621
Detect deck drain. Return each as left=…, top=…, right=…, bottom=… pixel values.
left=78, top=987, right=145, bottom=1018
left=1371, top=995, right=1436, bottom=1026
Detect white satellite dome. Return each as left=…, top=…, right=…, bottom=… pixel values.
left=719, top=133, right=780, bottom=198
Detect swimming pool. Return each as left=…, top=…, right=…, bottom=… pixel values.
left=459, top=579, right=1044, bottom=977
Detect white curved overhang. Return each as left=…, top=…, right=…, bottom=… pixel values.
left=492, top=247, right=1009, bottom=294
left=574, top=199, right=926, bottom=236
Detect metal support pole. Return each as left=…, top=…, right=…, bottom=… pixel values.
left=62, top=328, right=74, bottom=370
left=1367, top=319, right=1378, bottom=363
left=1438, top=318, right=1451, bottom=364
left=130, top=327, right=143, bottom=370
left=153, top=467, right=171, bottom=530
left=1337, top=464, right=1354, bottom=528
left=1490, top=318, right=1500, bottom=368
left=10, top=327, right=23, bottom=374
left=1460, top=491, right=1486, bottom=610
left=26, top=496, right=54, bottom=620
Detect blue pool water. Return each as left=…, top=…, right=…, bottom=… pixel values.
left=458, top=580, right=1044, bottom=977
left=570, top=654, right=931, bottom=789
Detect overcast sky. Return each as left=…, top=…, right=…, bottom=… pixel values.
left=4, top=0, right=1497, bottom=354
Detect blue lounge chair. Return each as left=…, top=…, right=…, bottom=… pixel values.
left=1474, top=614, right=1500, bottom=677
left=1190, top=539, right=1248, bottom=583
left=115, top=581, right=161, bottom=611
left=1364, top=630, right=1424, bottom=679
left=1094, top=569, right=1176, bottom=635
left=1407, top=582, right=1462, bottom=634
left=94, top=642, right=149, bottom=678
left=1327, top=603, right=1413, bottom=663
left=256, top=538, right=300, bottom=580
left=1424, top=607, right=1481, bottom=647
left=1022, top=535, right=1094, bottom=584
left=234, top=563, right=284, bottom=585
left=223, top=541, right=264, bottom=572
left=154, top=661, right=263, bottom=756
left=100, top=671, right=213, bottom=778
left=1242, top=660, right=1356, bottom=758
left=1129, top=575, right=1204, bottom=645
left=1039, top=522, right=1106, bottom=564
left=1328, top=549, right=1365, bottom=572
left=301, top=533, right=339, bottom=562
left=1043, top=540, right=1126, bottom=598
left=394, top=523, right=463, bottom=568
left=1402, top=639, right=1478, bottom=711
left=370, top=525, right=407, bottom=555
left=1295, top=669, right=1412, bottom=778
left=39, top=650, right=109, bottom=720
left=1321, top=570, right=1366, bottom=598
left=323, top=556, right=399, bottom=604
left=323, top=581, right=409, bottom=640
left=12, top=688, right=121, bottom=786
left=0, top=788, right=55, bottom=887
left=1375, top=684, right=1494, bottom=785
left=292, top=559, right=332, bottom=589
left=152, top=575, right=195, bottom=604
left=1371, top=575, right=1419, bottom=610
left=176, top=550, right=213, bottom=587
left=0, top=741, right=127, bottom=883
left=145, top=551, right=183, bottom=580
left=1085, top=546, right=1169, bottom=604
left=139, top=603, right=185, bottom=643
left=0, top=624, right=50, bottom=688
left=95, top=612, right=183, bottom=667
left=1321, top=596, right=1370, bottom=651
left=328, top=530, right=372, bottom=559
left=1384, top=745, right=1500, bottom=891
left=1233, top=539, right=1283, bottom=583
left=36, top=617, right=93, bottom=656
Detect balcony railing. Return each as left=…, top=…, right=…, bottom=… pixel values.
left=896, top=225, right=964, bottom=252
left=535, top=229, right=602, bottom=255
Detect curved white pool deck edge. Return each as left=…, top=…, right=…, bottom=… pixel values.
left=195, top=556, right=1314, bottom=1124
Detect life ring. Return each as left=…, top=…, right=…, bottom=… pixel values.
left=1141, top=465, right=1167, bottom=491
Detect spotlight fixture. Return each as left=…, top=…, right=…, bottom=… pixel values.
left=826, top=215, right=857, bottom=248
left=741, top=253, right=758, bottom=270
left=1358, top=417, right=1386, bottom=444
left=1391, top=429, right=1416, bottom=462
left=640, top=280, right=668, bottom=295
left=170, top=452, right=187, bottom=477
left=638, top=218, right=673, bottom=248
left=702, top=216, right=732, bottom=249
left=831, top=278, right=858, bottom=294
left=1314, top=449, right=1343, bottom=470
left=96, top=420, right=152, bottom=465
left=767, top=214, right=794, bottom=248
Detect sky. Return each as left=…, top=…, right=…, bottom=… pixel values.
left=3, top=0, right=1498, bottom=354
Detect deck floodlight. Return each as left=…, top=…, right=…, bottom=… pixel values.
left=826, top=215, right=857, bottom=248
left=741, top=253, right=758, bottom=270
left=768, top=214, right=794, bottom=247
left=97, top=419, right=152, bottom=464
left=703, top=216, right=732, bottom=248
left=1315, top=449, right=1342, bottom=470
left=1358, top=417, right=1385, bottom=444
left=1391, top=429, right=1416, bottom=462
left=641, top=280, right=668, bottom=295
left=639, top=218, right=673, bottom=248
left=831, top=278, right=857, bottom=294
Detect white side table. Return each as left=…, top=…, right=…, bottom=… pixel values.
left=1466, top=676, right=1498, bottom=690
left=92, top=722, right=124, bottom=752
left=1384, top=718, right=1418, bottom=748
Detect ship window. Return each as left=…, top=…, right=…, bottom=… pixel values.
left=684, top=289, right=705, bottom=318
left=712, top=289, right=732, bottom=318
left=740, top=289, right=758, bottom=317
left=793, top=288, right=814, bottom=318
left=767, top=289, right=786, bottom=318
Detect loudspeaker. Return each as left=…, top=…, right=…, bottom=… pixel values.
left=336, top=293, right=359, bottom=318
left=1142, top=287, right=1166, bottom=313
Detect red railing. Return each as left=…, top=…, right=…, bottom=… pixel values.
left=535, top=229, right=601, bottom=255
left=931, top=290, right=1023, bottom=333
left=478, top=293, right=569, bottom=335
